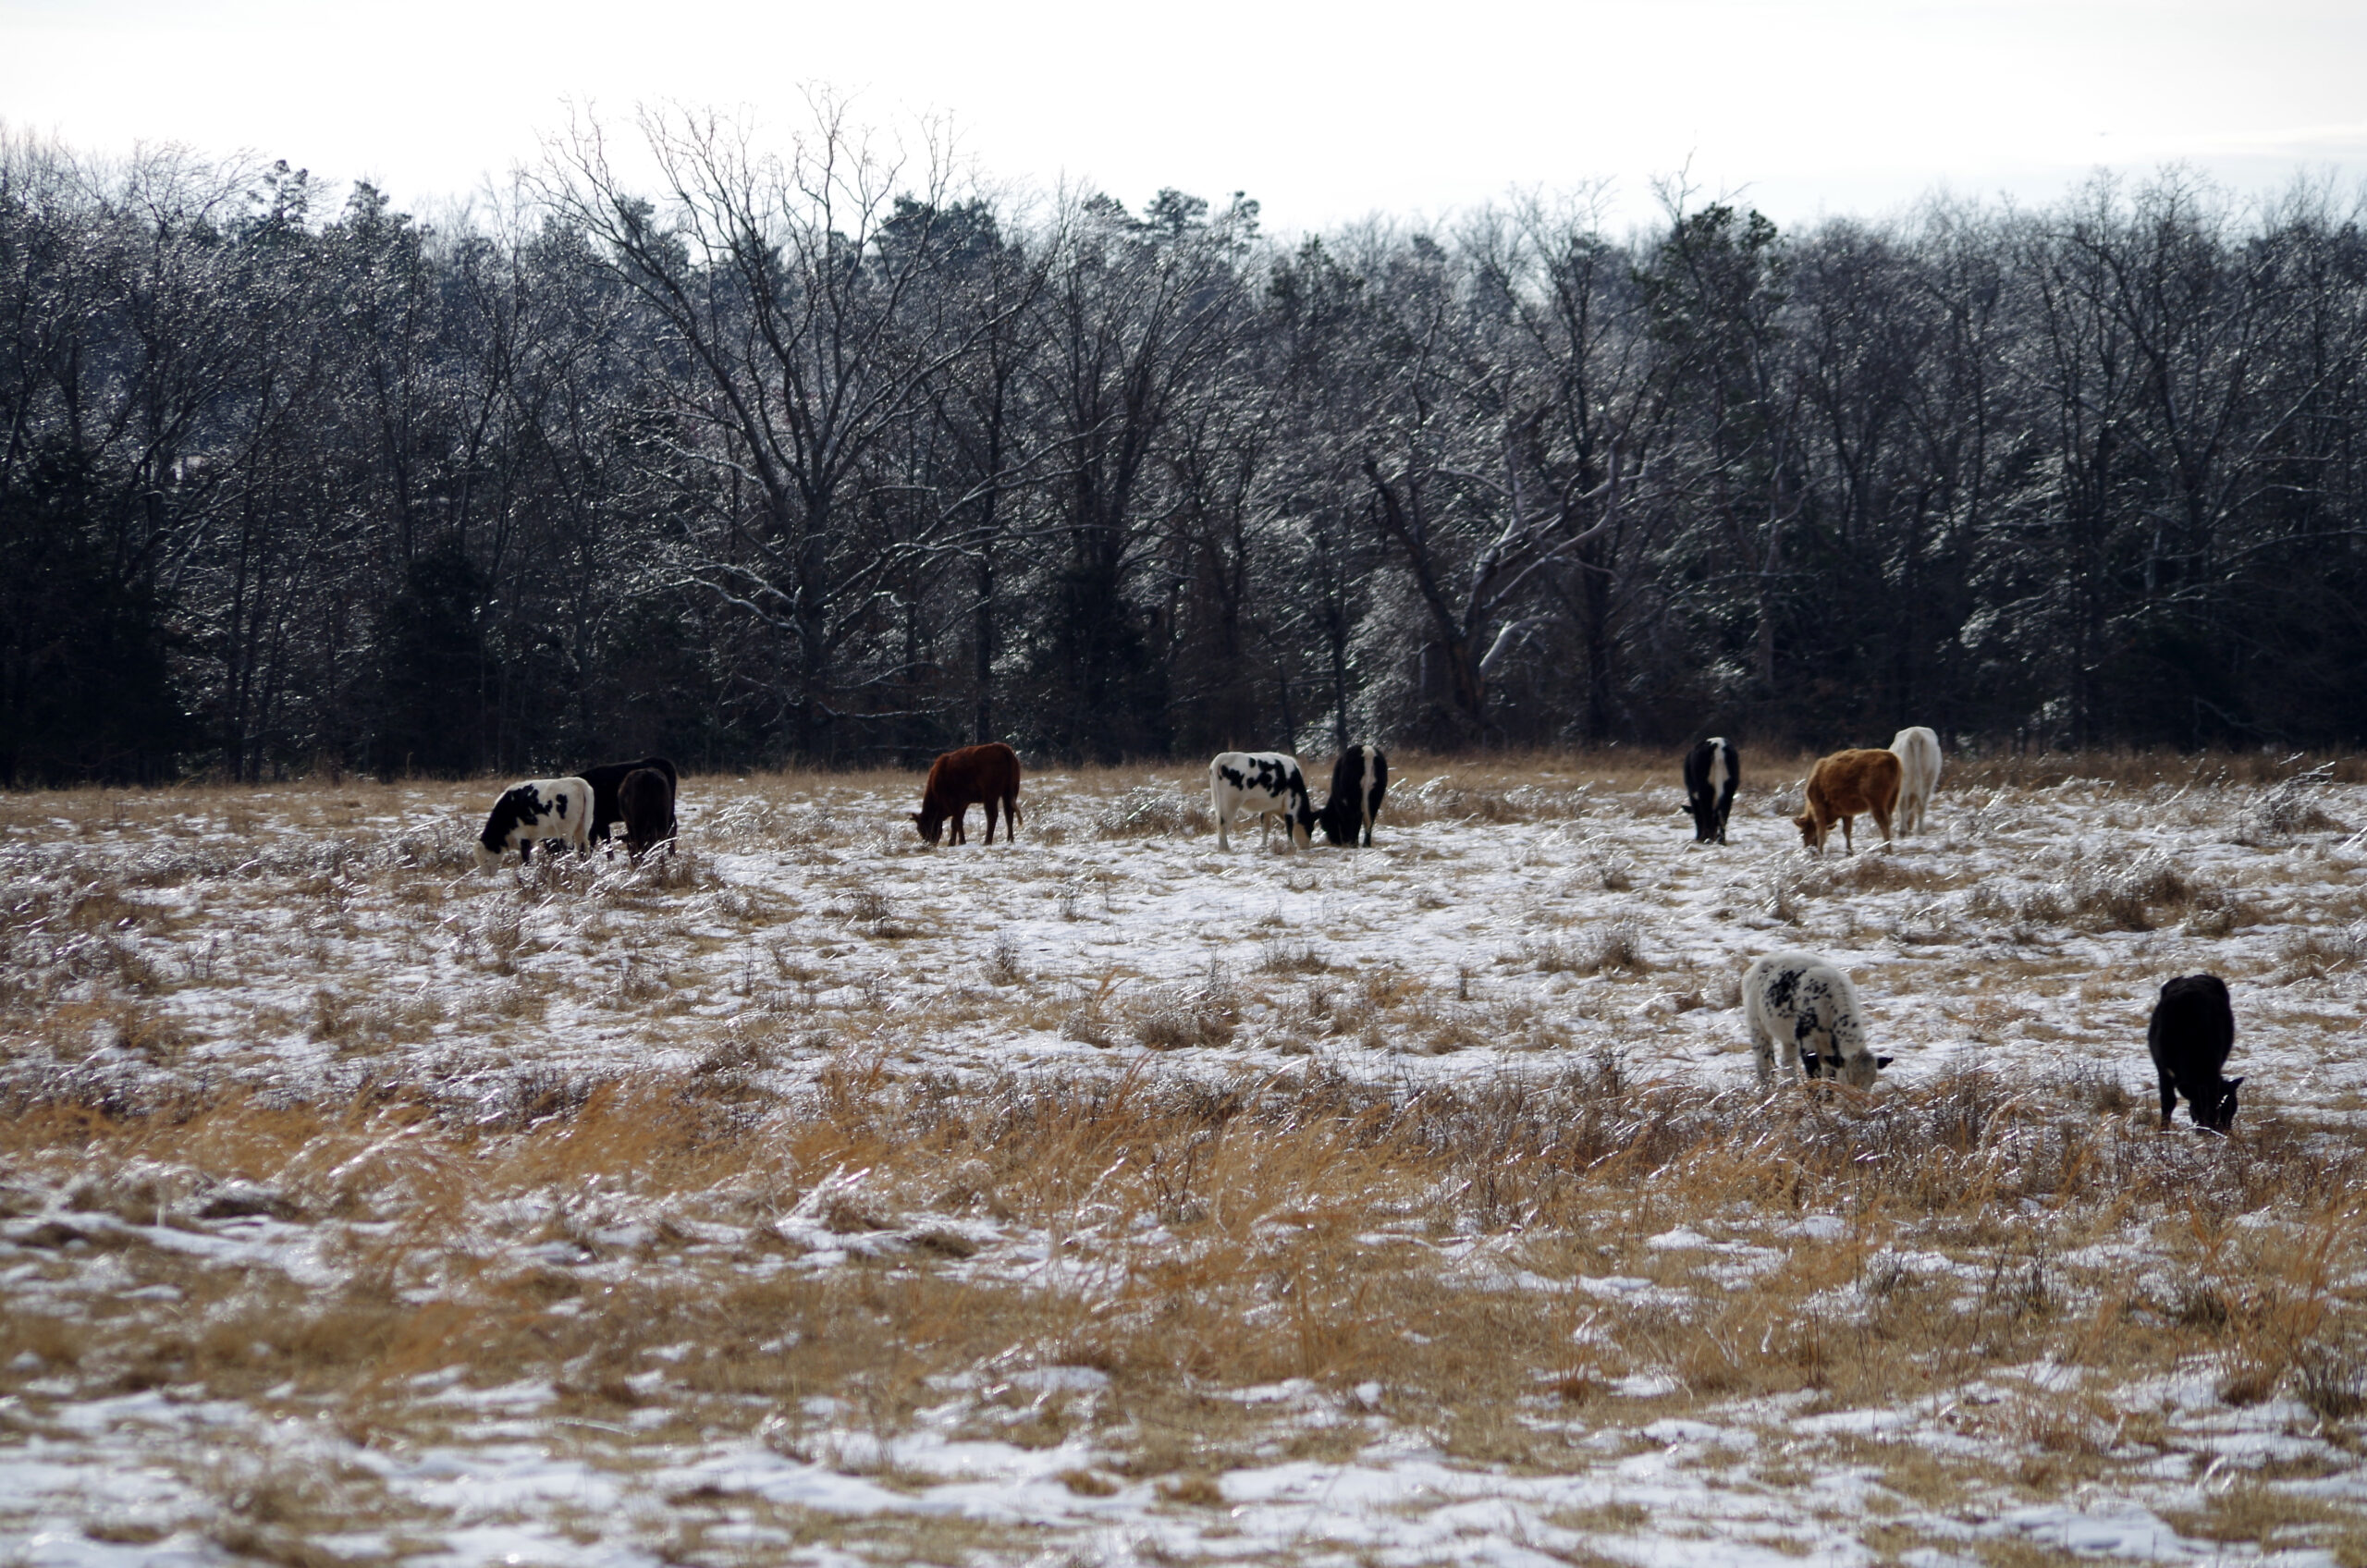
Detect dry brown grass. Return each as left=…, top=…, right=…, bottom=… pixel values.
left=6, top=1060, right=2361, bottom=1432
left=0, top=1047, right=2362, bottom=1559
left=1943, top=748, right=2367, bottom=791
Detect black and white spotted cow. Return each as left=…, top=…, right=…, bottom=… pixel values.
left=1683, top=736, right=1740, bottom=845
left=474, top=777, right=594, bottom=868
left=1743, top=950, right=1893, bottom=1088
left=1208, top=752, right=1318, bottom=851
left=1318, top=744, right=1389, bottom=847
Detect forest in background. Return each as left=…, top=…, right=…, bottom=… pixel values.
left=6, top=104, right=2367, bottom=784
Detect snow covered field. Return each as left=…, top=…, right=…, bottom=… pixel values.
left=2, top=753, right=2364, bottom=1565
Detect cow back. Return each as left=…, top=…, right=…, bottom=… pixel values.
left=923, top=742, right=1022, bottom=810
left=581, top=757, right=681, bottom=828
left=1808, top=749, right=1902, bottom=815
left=2149, top=974, right=2234, bottom=1068
left=619, top=767, right=674, bottom=853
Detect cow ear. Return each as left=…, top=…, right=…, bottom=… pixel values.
left=1876, top=1055, right=1894, bottom=1069
left=908, top=812, right=922, bottom=824
left=2227, top=1076, right=2245, bottom=1088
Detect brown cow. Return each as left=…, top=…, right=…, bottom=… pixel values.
left=911, top=742, right=1024, bottom=846
left=1794, top=748, right=1902, bottom=855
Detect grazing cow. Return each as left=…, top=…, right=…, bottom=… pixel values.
left=1318, top=744, right=1390, bottom=847
left=1683, top=737, right=1740, bottom=845
left=1209, top=752, right=1318, bottom=851
left=1743, top=950, right=1894, bottom=1088
left=1794, top=748, right=1903, bottom=855
left=1889, top=727, right=1944, bottom=837
left=911, top=742, right=1023, bottom=846
left=2147, top=974, right=2242, bottom=1133
left=619, top=766, right=675, bottom=860
left=474, top=777, right=594, bottom=867
left=580, top=756, right=681, bottom=846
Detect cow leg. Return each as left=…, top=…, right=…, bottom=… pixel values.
left=1799, top=1022, right=1831, bottom=1080
left=1216, top=810, right=1232, bottom=851
left=982, top=799, right=998, bottom=845
left=1840, top=815, right=1856, bottom=855
left=2157, top=1072, right=2177, bottom=1130
left=519, top=839, right=533, bottom=864
left=951, top=806, right=968, bottom=846
left=1751, top=1018, right=1777, bottom=1085
left=1874, top=802, right=1895, bottom=848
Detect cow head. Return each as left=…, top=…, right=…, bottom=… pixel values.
left=1841, top=1051, right=1895, bottom=1088
left=473, top=839, right=500, bottom=869
left=1792, top=812, right=1825, bottom=851
left=1802, top=1045, right=1892, bottom=1087
left=910, top=808, right=946, bottom=846
left=2196, top=1075, right=2244, bottom=1133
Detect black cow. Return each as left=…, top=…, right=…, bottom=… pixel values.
left=2147, top=974, right=2242, bottom=1133
left=1318, top=744, right=1389, bottom=847
left=1684, top=737, right=1740, bottom=845
left=619, top=767, right=676, bottom=860
left=579, top=756, right=680, bottom=847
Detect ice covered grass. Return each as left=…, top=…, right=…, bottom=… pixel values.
left=4, top=752, right=2367, bottom=1564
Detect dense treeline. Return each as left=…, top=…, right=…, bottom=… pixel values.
left=6, top=109, right=2367, bottom=783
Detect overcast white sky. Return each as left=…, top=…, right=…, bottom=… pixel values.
left=4, top=0, right=2363, bottom=235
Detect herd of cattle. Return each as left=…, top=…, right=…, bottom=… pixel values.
left=466, top=729, right=2246, bottom=1135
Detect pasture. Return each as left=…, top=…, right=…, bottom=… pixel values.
left=3, top=751, right=2366, bottom=1566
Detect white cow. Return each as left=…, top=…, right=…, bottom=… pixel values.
left=1888, top=726, right=1944, bottom=837
left=474, top=777, right=594, bottom=867
left=1208, top=752, right=1318, bottom=851
left=1743, top=951, right=1892, bottom=1088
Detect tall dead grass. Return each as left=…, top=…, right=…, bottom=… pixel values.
left=4, top=1052, right=2364, bottom=1556
left=8, top=1061, right=2360, bottom=1384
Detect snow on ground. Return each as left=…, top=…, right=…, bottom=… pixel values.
left=2, top=760, right=2364, bottom=1563
left=12, top=764, right=2367, bottom=1107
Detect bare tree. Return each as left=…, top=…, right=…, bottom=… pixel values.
left=533, top=95, right=997, bottom=757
